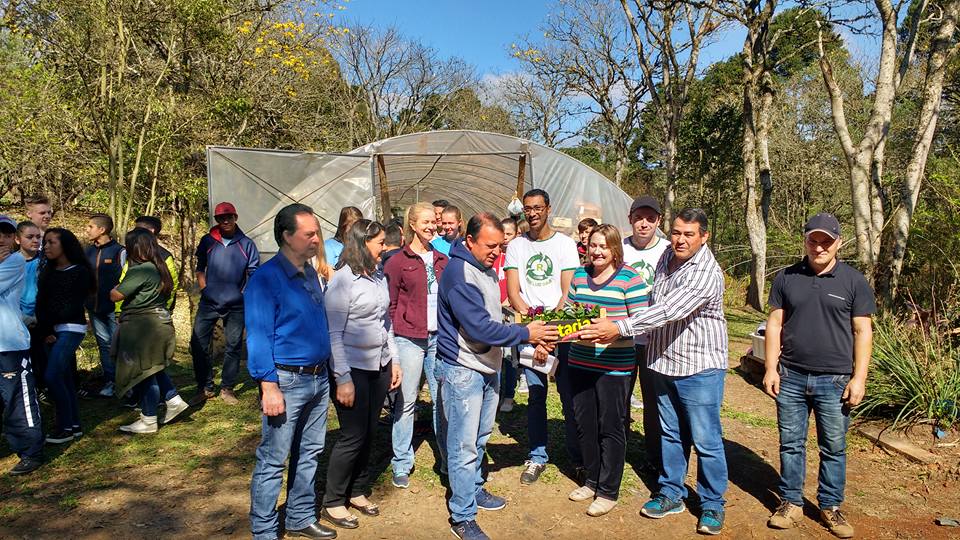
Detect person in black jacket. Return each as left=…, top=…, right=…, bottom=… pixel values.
left=36, top=228, right=95, bottom=444
left=83, top=213, right=125, bottom=397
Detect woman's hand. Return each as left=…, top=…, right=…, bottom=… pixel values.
left=533, top=343, right=554, bottom=365
left=336, top=381, right=356, bottom=408
left=390, top=363, right=402, bottom=391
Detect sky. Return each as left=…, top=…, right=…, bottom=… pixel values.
left=337, top=0, right=748, bottom=79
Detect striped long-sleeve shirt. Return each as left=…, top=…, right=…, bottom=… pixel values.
left=615, top=244, right=728, bottom=377
left=567, top=265, right=649, bottom=374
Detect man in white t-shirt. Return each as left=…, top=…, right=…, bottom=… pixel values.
left=621, top=195, right=669, bottom=474
left=505, top=189, right=582, bottom=485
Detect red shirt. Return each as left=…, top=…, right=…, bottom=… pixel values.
left=493, top=252, right=507, bottom=303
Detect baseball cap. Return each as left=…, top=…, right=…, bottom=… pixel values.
left=214, top=202, right=238, bottom=217
left=803, top=212, right=841, bottom=239
left=629, top=195, right=662, bottom=216
left=0, top=215, right=16, bottom=233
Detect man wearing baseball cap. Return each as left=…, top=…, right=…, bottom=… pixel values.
left=190, top=201, right=260, bottom=406
left=762, top=212, right=875, bottom=538
left=621, top=195, right=669, bottom=473
left=0, top=215, right=45, bottom=475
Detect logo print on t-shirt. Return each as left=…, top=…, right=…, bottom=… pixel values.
left=525, top=252, right=555, bottom=285
left=630, top=260, right=656, bottom=286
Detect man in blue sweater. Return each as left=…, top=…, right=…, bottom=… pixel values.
left=245, top=203, right=335, bottom=540
left=190, top=202, right=260, bottom=406
left=437, top=212, right=557, bottom=540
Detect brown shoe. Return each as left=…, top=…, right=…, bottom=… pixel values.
left=821, top=507, right=854, bottom=538
left=220, top=387, right=240, bottom=405
left=768, top=501, right=803, bottom=529
left=189, top=388, right=215, bottom=406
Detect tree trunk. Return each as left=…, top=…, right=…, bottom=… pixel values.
left=742, top=50, right=766, bottom=312
left=757, top=80, right=774, bottom=227
left=881, top=0, right=959, bottom=305
left=662, top=124, right=677, bottom=230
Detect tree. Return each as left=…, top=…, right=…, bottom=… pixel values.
left=515, top=0, right=647, bottom=187
left=486, top=70, right=582, bottom=146
left=620, top=0, right=721, bottom=225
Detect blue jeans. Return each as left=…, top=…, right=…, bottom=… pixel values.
left=136, top=371, right=179, bottom=417
left=439, top=361, right=499, bottom=523
left=525, top=344, right=581, bottom=466
left=190, top=303, right=244, bottom=390
left=500, top=347, right=517, bottom=401
left=250, top=370, right=330, bottom=540
left=88, top=311, right=117, bottom=381
left=44, top=330, right=85, bottom=432
left=776, top=364, right=851, bottom=509
left=391, top=334, right=440, bottom=476
left=655, top=368, right=728, bottom=512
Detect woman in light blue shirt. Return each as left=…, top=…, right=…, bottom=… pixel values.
left=323, top=206, right=362, bottom=267
left=322, top=219, right=402, bottom=529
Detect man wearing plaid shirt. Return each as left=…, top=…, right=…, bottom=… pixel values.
left=581, top=207, right=728, bottom=536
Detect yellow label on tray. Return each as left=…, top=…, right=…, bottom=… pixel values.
left=557, top=319, right=590, bottom=338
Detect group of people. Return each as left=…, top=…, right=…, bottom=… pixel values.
left=0, top=189, right=875, bottom=540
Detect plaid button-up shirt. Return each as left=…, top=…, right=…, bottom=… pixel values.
left=615, top=243, right=728, bottom=377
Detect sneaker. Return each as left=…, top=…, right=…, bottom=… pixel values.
left=520, top=460, right=546, bottom=485
left=45, top=429, right=74, bottom=444
left=162, top=395, right=189, bottom=424
left=640, top=494, right=686, bottom=519
left=9, top=457, right=43, bottom=476
left=698, top=509, right=724, bottom=535
left=220, top=387, right=240, bottom=405
left=630, top=395, right=644, bottom=410
left=450, top=520, right=490, bottom=540
left=392, top=474, right=410, bottom=489
left=98, top=381, right=115, bottom=397
left=119, top=415, right=158, bottom=434
left=569, top=485, right=596, bottom=501
left=499, top=397, right=514, bottom=413
left=516, top=375, right=529, bottom=394
left=122, top=391, right=138, bottom=408
left=476, top=488, right=506, bottom=511
left=768, top=501, right=803, bottom=529
left=820, top=507, right=854, bottom=538
left=587, top=496, right=617, bottom=517
left=189, top=387, right=215, bottom=406
left=71, top=425, right=83, bottom=439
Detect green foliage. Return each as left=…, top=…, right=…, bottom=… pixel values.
left=859, top=316, right=960, bottom=427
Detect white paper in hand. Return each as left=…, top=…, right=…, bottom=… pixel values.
left=517, top=345, right=558, bottom=376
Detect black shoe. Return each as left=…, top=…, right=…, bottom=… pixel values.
left=45, top=429, right=74, bottom=444
left=286, top=521, right=337, bottom=539
left=520, top=460, right=546, bottom=485
left=320, top=508, right=359, bottom=529
left=9, top=457, right=43, bottom=476
left=349, top=501, right=380, bottom=517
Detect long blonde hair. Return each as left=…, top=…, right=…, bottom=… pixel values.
left=404, top=202, right=436, bottom=245
left=315, top=227, right=334, bottom=282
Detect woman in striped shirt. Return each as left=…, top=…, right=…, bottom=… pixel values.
left=565, top=224, right=649, bottom=516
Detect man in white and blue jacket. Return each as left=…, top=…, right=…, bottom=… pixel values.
left=437, top=212, right=557, bottom=540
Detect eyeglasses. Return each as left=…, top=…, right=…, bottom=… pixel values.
left=522, top=205, right=547, bottom=214
left=215, top=215, right=237, bottom=223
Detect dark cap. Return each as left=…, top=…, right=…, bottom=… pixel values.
left=214, top=201, right=238, bottom=217
left=629, top=195, right=662, bottom=217
left=0, top=215, right=15, bottom=233
left=803, top=212, right=841, bottom=239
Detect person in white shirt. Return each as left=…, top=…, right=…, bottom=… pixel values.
left=504, top=189, right=582, bottom=485
left=620, top=195, right=669, bottom=475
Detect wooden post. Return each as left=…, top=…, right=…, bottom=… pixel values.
left=376, top=154, right=391, bottom=221
left=516, top=153, right=527, bottom=198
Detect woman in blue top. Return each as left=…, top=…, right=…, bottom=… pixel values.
left=322, top=219, right=402, bottom=529
left=323, top=206, right=362, bottom=268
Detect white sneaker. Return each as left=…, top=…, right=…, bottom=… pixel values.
left=499, top=398, right=515, bottom=413
left=516, top=376, right=529, bottom=394
left=99, top=381, right=115, bottom=397
left=119, top=414, right=158, bottom=434
left=569, top=486, right=596, bottom=501
left=162, top=395, right=189, bottom=424
left=630, top=395, right=644, bottom=410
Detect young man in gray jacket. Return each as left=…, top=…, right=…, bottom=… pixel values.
left=436, top=212, right=557, bottom=540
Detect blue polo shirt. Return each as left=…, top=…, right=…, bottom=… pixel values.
left=244, top=253, right=331, bottom=383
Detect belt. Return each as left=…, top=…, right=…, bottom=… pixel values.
left=275, top=363, right=326, bottom=376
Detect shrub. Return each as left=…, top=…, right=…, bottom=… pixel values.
left=859, top=315, right=960, bottom=428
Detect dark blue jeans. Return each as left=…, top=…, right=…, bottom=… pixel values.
left=250, top=370, right=330, bottom=540
left=776, top=364, right=851, bottom=509
left=524, top=343, right=582, bottom=466
left=44, top=330, right=85, bottom=432
left=190, top=303, right=244, bottom=390
left=0, top=350, right=43, bottom=460
left=136, top=371, right=179, bottom=417
left=500, top=347, right=518, bottom=401
left=655, top=368, right=728, bottom=512
left=88, top=310, right=117, bottom=381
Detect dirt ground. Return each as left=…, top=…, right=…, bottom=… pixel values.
left=2, top=334, right=960, bottom=539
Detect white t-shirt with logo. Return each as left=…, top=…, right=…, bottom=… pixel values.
left=504, top=232, right=580, bottom=309
left=419, top=251, right=439, bottom=332
left=622, top=235, right=669, bottom=345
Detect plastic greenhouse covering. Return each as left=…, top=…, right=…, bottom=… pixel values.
left=207, top=130, right=634, bottom=257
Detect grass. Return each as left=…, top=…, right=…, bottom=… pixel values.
left=720, top=406, right=778, bottom=430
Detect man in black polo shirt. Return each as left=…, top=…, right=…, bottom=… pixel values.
left=762, top=213, right=875, bottom=539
